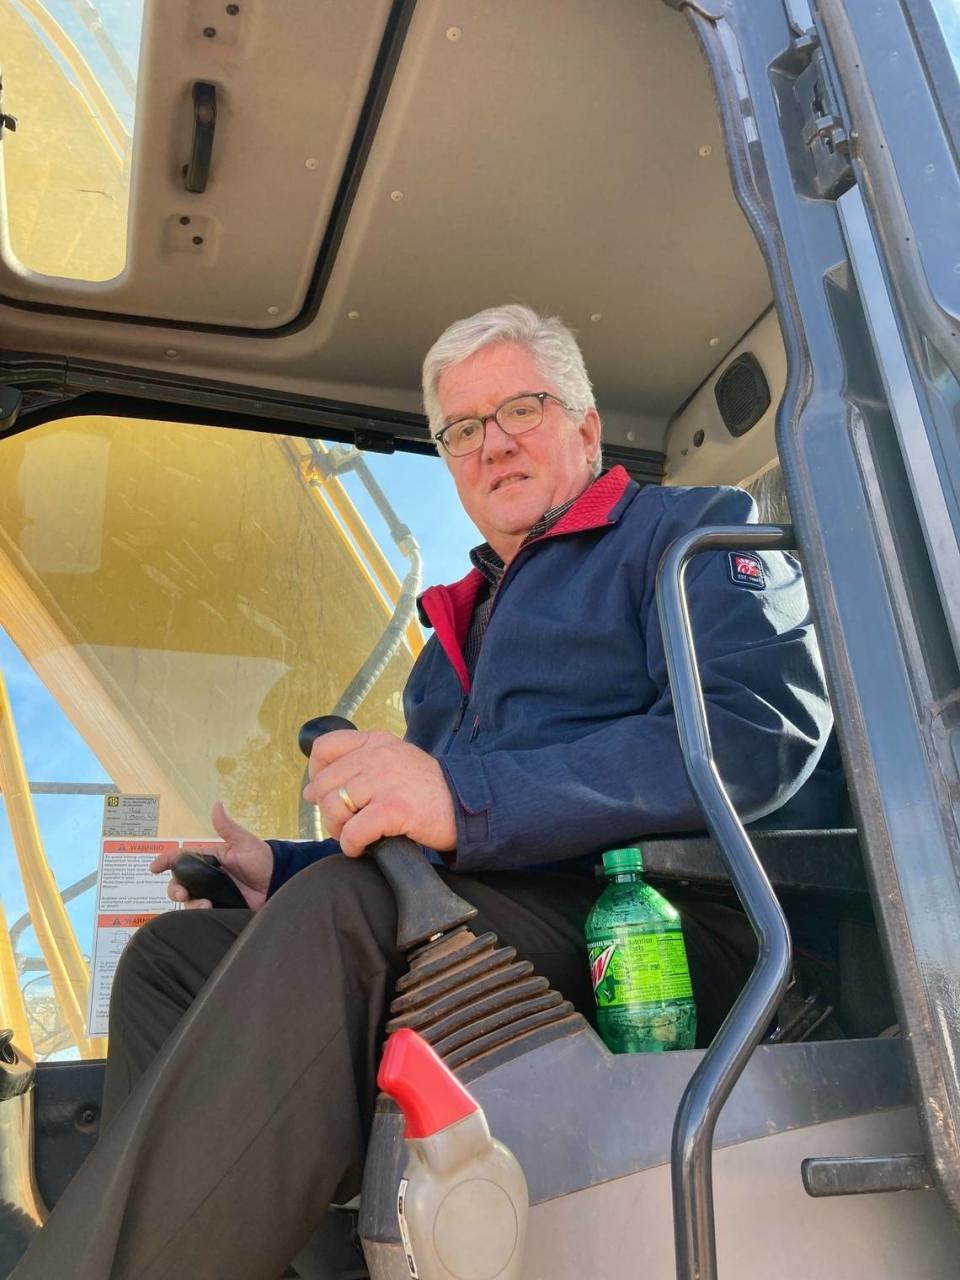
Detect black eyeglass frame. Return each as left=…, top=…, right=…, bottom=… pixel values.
left=434, top=390, right=573, bottom=457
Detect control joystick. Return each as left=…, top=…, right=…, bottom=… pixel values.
left=171, top=852, right=248, bottom=910
left=298, top=715, right=576, bottom=1069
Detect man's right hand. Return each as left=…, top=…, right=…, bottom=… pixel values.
left=150, top=802, right=274, bottom=912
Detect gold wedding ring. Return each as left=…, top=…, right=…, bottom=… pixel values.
left=337, top=785, right=359, bottom=815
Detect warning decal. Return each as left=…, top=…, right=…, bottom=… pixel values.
left=397, top=1179, right=420, bottom=1279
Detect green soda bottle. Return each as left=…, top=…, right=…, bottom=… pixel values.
left=585, top=846, right=697, bottom=1053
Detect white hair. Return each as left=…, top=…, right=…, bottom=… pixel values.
left=422, top=304, right=602, bottom=476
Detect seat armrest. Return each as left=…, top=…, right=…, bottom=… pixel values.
left=641, top=829, right=866, bottom=897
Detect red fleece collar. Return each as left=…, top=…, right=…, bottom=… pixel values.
left=417, top=568, right=486, bottom=693
left=525, top=465, right=630, bottom=542
left=418, top=466, right=632, bottom=691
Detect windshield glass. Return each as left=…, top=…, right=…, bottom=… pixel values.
left=0, top=0, right=141, bottom=280
left=0, top=417, right=477, bottom=1059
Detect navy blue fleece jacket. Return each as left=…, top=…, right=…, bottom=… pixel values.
left=268, top=467, right=834, bottom=891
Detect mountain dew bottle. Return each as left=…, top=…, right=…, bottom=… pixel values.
left=586, top=847, right=697, bottom=1053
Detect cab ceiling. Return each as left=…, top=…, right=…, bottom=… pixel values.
left=0, top=0, right=774, bottom=449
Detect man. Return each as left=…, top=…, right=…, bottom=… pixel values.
left=12, top=305, right=833, bottom=1279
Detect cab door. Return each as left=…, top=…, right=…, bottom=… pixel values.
left=811, top=0, right=960, bottom=1218
left=688, top=0, right=960, bottom=1237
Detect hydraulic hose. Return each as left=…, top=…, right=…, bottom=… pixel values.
left=298, top=445, right=424, bottom=838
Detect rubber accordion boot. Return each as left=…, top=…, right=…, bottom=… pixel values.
left=377, top=1029, right=528, bottom=1280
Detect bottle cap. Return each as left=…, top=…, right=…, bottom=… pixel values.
left=602, top=846, right=644, bottom=874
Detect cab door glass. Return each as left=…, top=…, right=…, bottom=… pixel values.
left=0, top=417, right=477, bottom=1060
left=928, top=0, right=960, bottom=76
left=0, top=0, right=143, bottom=281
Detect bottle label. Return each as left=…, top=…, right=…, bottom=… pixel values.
left=589, top=930, right=693, bottom=1007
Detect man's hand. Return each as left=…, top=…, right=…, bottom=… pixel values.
left=303, top=729, right=457, bottom=857
left=149, top=802, right=274, bottom=911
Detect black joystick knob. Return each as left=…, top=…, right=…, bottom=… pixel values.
left=297, top=715, right=476, bottom=951
left=298, top=714, right=356, bottom=760
left=170, top=851, right=247, bottom=909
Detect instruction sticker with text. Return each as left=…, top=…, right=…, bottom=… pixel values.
left=86, top=835, right=226, bottom=1037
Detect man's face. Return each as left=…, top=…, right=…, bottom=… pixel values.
left=436, top=342, right=601, bottom=562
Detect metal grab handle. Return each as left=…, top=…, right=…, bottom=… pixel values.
left=655, top=525, right=796, bottom=1280
left=297, top=716, right=477, bottom=951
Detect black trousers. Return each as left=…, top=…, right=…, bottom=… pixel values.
left=12, top=857, right=754, bottom=1280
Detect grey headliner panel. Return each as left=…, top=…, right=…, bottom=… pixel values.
left=308, top=0, right=773, bottom=434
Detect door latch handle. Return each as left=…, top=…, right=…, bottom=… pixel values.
left=183, top=81, right=217, bottom=193
left=0, top=71, right=17, bottom=139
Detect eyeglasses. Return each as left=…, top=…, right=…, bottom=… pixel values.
left=435, top=391, right=571, bottom=458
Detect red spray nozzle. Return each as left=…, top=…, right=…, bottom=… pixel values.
left=377, top=1029, right=479, bottom=1139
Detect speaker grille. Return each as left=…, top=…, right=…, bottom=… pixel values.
left=715, top=353, right=770, bottom=438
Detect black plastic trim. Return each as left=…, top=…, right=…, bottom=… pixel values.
left=802, top=1152, right=934, bottom=1198
left=643, top=828, right=866, bottom=897
left=0, top=353, right=668, bottom=482
left=34, top=1061, right=105, bottom=1210
left=0, top=353, right=432, bottom=448
left=600, top=442, right=666, bottom=484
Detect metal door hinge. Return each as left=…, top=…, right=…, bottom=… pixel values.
left=792, top=30, right=854, bottom=199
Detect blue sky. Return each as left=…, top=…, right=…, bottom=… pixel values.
left=339, top=448, right=480, bottom=587
left=0, top=630, right=112, bottom=1032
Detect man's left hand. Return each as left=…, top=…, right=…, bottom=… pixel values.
left=303, top=730, right=457, bottom=857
